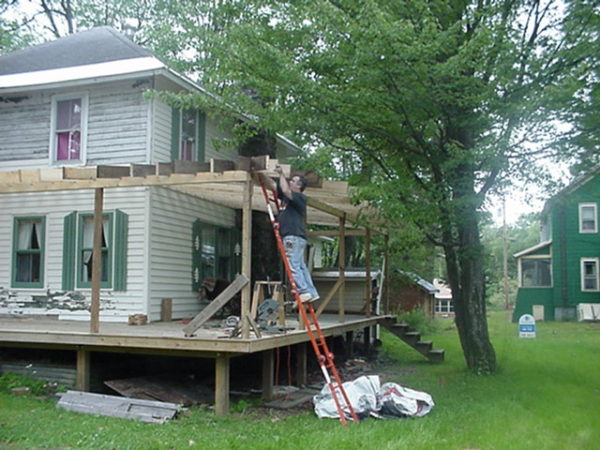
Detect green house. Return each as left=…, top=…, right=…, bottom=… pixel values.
left=513, top=167, right=600, bottom=321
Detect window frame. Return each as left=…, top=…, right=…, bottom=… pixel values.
left=580, top=258, right=599, bottom=292
left=76, top=212, right=114, bottom=289
left=578, top=203, right=598, bottom=234
left=179, top=109, right=198, bottom=161
left=435, top=299, right=454, bottom=314
left=518, top=256, right=553, bottom=288
left=11, top=216, right=46, bottom=288
left=49, top=92, right=89, bottom=166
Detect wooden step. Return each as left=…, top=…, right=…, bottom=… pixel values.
left=427, top=349, right=445, bottom=363
left=416, top=340, right=433, bottom=353
left=403, top=331, right=421, bottom=345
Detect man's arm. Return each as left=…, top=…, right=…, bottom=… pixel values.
left=276, top=166, right=293, bottom=200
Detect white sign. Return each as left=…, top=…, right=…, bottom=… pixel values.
left=518, top=314, right=536, bottom=338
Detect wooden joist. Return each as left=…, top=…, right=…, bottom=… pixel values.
left=182, top=274, right=250, bottom=337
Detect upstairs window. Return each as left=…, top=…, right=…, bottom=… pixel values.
left=579, top=203, right=597, bottom=233
left=520, top=258, right=552, bottom=287
left=581, top=258, right=599, bottom=291
left=171, top=108, right=206, bottom=162
left=12, top=217, right=45, bottom=288
left=51, top=94, right=88, bottom=165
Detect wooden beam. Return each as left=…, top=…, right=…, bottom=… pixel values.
left=172, top=160, right=210, bottom=174
left=131, top=164, right=157, bottom=177
left=315, top=278, right=343, bottom=317
left=296, top=343, right=307, bottom=386
left=365, top=228, right=372, bottom=318
left=75, top=348, right=90, bottom=391
left=90, top=188, right=103, bottom=334
left=307, top=229, right=372, bottom=237
left=182, top=274, right=249, bottom=336
left=63, top=167, right=96, bottom=180
left=97, top=165, right=130, bottom=178
left=261, top=349, right=275, bottom=401
left=307, top=197, right=345, bottom=218
left=241, top=178, right=253, bottom=339
left=215, top=353, right=230, bottom=415
left=338, top=215, right=346, bottom=323
left=210, top=159, right=235, bottom=172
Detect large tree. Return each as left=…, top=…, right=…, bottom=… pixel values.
left=192, top=0, right=599, bottom=373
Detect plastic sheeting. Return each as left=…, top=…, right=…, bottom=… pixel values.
left=313, top=375, right=434, bottom=420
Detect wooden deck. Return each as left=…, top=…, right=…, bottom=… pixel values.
left=0, top=313, right=387, bottom=414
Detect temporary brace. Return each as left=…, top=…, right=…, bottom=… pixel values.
left=257, top=176, right=359, bottom=426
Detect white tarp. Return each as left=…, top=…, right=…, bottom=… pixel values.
left=313, top=375, right=434, bottom=420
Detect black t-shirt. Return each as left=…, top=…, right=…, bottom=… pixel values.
left=277, top=184, right=307, bottom=239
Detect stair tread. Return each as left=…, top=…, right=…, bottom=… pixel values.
left=428, top=349, right=445, bottom=354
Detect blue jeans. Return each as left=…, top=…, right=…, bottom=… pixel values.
left=283, top=235, right=318, bottom=298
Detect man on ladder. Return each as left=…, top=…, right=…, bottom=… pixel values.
left=259, top=165, right=320, bottom=305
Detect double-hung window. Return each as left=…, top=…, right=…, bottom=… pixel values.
left=171, top=108, right=206, bottom=162
left=581, top=258, right=599, bottom=292
left=12, top=217, right=45, bottom=288
left=51, top=94, right=88, bottom=165
left=579, top=203, right=598, bottom=233
left=62, top=210, right=128, bottom=291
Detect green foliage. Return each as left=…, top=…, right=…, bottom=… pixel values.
left=0, top=372, right=50, bottom=396
left=393, top=308, right=443, bottom=335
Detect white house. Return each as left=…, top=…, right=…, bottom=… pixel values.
left=0, top=27, right=297, bottom=322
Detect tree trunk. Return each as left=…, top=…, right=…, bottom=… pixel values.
left=443, top=176, right=497, bottom=374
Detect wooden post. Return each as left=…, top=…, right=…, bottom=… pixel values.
left=345, top=331, right=355, bottom=357
left=161, top=298, right=172, bottom=322
left=296, top=343, right=307, bottom=386
left=75, top=348, right=90, bottom=391
left=261, top=349, right=275, bottom=401
left=363, top=325, right=372, bottom=358
left=241, top=178, right=253, bottom=339
left=338, top=214, right=346, bottom=323
left=215, top=353, right=230, bottom=415
left=90, top=188, right=103, bottom=334
left=384, top=234, right=390, bottom=315
left=365, top=228, right=372, bottom=317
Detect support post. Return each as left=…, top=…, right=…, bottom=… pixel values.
left=75, top=348, right=90, bottom=391
left=338, top=214, right=346, bottom=323
left=296, top=343, right=307, bottom=386
left=345, top=331, right=355, bottom=357
left=261, top=349, right=275, bottom=401
left=241, top=178, right=253, bottom=339
left=384, top=234, right=390, bottom=315
left=90, top=187, right=104, bottom=333
left=365, top=228, right=372, bottom=317
left=363, top=325, right=372, bottom=358
left=215, top=353, right=230, bottom=415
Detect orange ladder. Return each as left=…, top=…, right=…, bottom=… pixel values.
left=258, top=178, right=359, bottom=426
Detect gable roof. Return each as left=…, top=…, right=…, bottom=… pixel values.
left=396, top=270, right=438, bottom=294
left=542, top=165, right=600, bottom=215
left=0, top=27, right=153, bottom=75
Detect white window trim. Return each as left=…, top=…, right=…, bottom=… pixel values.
left=580, top=258, right=600, bottom=292
left=578, top=203, right=598, bottom=234
left=179, top=109, right=199, bottom=161
left=49, top=92, right=89, bottom=167
left=518, top=255, right=553, bottom=288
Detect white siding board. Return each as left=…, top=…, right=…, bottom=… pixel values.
left=148, top=186, right=236, bottom=320
left=205, top=114, right=239, bottom=161
left=0, top=188, right=150, bottom=321
left=151, top=99, right=171, bottom=162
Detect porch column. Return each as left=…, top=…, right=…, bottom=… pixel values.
left=241, top=178, right=253, bottom=339
left=90, top=187, right=103, bottom=334
left=261, top=349, right=275, bottom=401
left=215, top=353, right=230, bottom=415
left=338, top=214, right=346, bottom=323
left=384, top=234, right=390, bottom=315
left=295, top=343, right=307, bottom=386
left=75, top=348, right=90, bottom=391
left=364, top=228, right=372, bottom=317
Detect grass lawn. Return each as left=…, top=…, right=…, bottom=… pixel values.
left=0, top=310, right=599, bottom=449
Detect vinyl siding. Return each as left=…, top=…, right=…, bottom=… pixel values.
left=152, top=98, right=172, bottom=162
left=0, top=188, right=149, bottom=321
left=148, top=186, right=236, bottom=321
left=0, top=80, right=150, bottom=167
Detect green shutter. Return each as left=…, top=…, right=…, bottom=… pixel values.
left=171, top=107, right=181, bottom=160
left=113, top=210, right=128, bottom=291
left=197, top=111, right=206, bottom=162
left=192, top=219, right=202, bottom=291
left=62, top=211, right=77, bottom=290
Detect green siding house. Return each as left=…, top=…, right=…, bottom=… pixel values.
left=513, top=167, right=600, bottom=321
